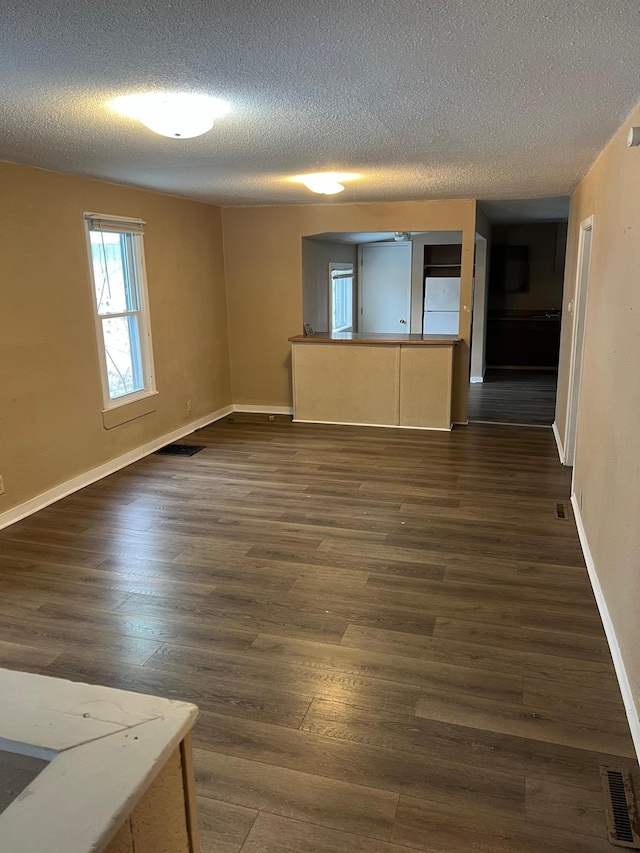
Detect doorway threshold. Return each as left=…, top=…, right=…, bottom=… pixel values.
left=468, top=419, right=552, bottom=429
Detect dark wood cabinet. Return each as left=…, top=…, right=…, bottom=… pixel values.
left=486, top=311, right=561, bottom=368
left=489, top=245, right=529, bottom=293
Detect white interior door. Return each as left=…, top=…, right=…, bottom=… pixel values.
left=565, top=215, right=594, bottom=467
left=360, top=244, right=411, bottom=334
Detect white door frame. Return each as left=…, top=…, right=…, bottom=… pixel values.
left=470, top=234, right=488, bottom=382
left=564, top=215, right=594, bottom=468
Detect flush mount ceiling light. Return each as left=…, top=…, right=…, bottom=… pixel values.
left=109, top=92, right=231, bottom=139
left=293, top=172, right=358, bottom=195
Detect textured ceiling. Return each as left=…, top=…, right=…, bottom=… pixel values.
left=310, top=231, right=463, bottom=243
left=310, top=232, right=408, bottom=244
left=1, top=1, right=639, bottom=206
left=480, top=196, right=570, bottom=223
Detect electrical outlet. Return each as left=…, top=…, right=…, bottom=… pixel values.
left=0, top=476, right=4, bottom=495
left=187, top=400, right=192, bottom=413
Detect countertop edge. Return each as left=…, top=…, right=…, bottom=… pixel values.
left=289, top=334, right=461, bottom=346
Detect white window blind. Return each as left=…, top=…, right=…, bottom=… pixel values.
left=84, top=213, right=145, bottom=235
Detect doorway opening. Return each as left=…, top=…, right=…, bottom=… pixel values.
left=301, top=230, right=463, bottom=336
left=468, top=208, right=569, bottom=426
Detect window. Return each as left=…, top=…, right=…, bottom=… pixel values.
left=329, top=263, right=354, bottom=332
left=84, top=213, right=155, bottom=409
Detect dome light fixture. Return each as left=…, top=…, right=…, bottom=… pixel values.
left=109, top=92, right=231, bottom=139
left=293, top=172, right=358, bottom=195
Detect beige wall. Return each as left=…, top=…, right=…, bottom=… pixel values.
left=302, top=238, right=357, bottom=332
left=0, top=160, right=231, bottom=515
left=556, top=102, right=640, bottom=725
left=222, top=200, right=477, bottom=421
left=489, top=222, right=565, bottom=311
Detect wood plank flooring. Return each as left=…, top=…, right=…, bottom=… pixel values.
left=467, top=369, right=558, bottom=426
left=0, top=414, right=637, bottom=852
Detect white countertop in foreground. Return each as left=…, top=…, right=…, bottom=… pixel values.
left=0, top=667, right=198, bottom=853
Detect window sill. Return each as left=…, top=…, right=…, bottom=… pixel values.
left=102, top=392, right=159, bottom=429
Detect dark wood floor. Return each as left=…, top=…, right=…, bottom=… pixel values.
left=0, top=415, right=636, bottom=852
left=468, top=369, right=558, bottom=426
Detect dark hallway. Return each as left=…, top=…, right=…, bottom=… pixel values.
left=470, top=218, right=566, bottom=427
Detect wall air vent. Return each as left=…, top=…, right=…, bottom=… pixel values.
left=600, top=766, right=640, bottom=848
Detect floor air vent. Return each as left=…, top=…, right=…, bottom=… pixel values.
left=154, top=444, right=205, bottom=457
left=600, top=766, right=640, bottom=848
left=554, top=502, right=570, bottom=520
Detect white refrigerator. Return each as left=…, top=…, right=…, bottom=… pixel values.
left=423, top=277, right=460, bottom=335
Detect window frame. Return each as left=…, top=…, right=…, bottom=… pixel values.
left=328, top=262, right=355, bottom=333
left=83, top=212, right=156, bottom=412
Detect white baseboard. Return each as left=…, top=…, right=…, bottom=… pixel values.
left=0, top=404, right=233, bottom=531
left=468, top=419, right=550, bottom=429
left=292, top=418, right=451, bottom=432
left=571, top=493, right=640, bottom=763
left=552, top=421, right=566, bottom=464
left=232, top=405, right=294, bottom=415
left=234, top=406, right=451, bottom=430
left=470, top=376, right=484, bottom=383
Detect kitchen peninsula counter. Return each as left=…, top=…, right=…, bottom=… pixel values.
left=289, top=333, right=460, bottom=430
left=289, top=332, right=460, bottom=346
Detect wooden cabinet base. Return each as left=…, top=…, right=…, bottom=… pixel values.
left=291, top=340, right=456, bottom=431
left=106, top=738, right=200, bottom=853
left=399, top=346, right=454, bottom=430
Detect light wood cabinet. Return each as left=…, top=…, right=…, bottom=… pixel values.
left=106, top=737, right=200, bottom=853
left=291, top=335, right=457, bottom=431
left=399, top=346, right=454, bottom=430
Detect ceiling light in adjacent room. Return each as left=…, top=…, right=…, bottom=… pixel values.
left=293, top=173, right=358, bottom=195
left=109, top=93, right=231, bottom=139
